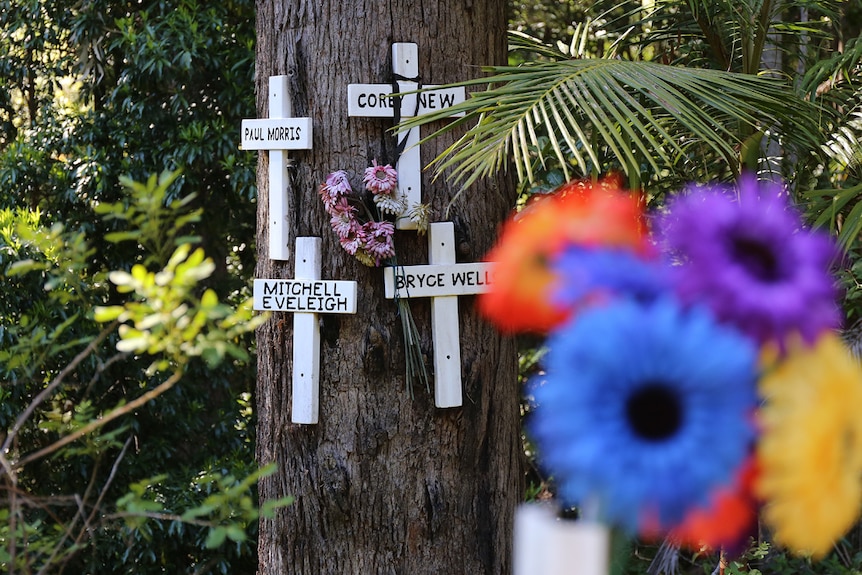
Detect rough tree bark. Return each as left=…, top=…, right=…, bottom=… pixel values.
left=254, top=1, right=522, bottom=573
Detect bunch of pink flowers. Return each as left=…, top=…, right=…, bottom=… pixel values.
left=318, top=161, right=404, bottom=267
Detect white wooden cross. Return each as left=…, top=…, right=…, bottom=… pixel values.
left=383, top=222, right=494, bottom=407
left=253, top=237, right=357, bottom=424
left=241, top=75, right=313, bottom=260
left=348, top=43, right=466, bottom=230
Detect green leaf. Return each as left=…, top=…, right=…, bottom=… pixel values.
left=104, top=230, right=142, bottom=244
left=260, top=496, right=295, bottom=518
left=180, top=503, right=218, bottom=522
left=205, top=526, right=227, bottom=549
left=400, top=55, right=821, bottom=191
left=94, top=305, right=125, bottom=323
left=200, top=289, right=218, bottom=309
left=225, top=524, right=246, bottom=543
left=6, top=258, right=41, bottom=276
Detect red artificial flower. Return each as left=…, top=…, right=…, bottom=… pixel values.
left=667, top=457, right=760, bottom=553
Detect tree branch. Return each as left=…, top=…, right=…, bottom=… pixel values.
left=49, top=436, right=133, bottom=575
left=1, top=322, right=118, bottom=458
left=12, top=370, right=183, bottom=471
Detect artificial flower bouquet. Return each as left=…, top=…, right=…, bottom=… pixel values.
left=318, top=163, right=401, bottom=268
left=481, top=175, right=862, bottom=567
left=319, top=160, right=431, bottom=269
left=318, top=161, right=430, bottom=395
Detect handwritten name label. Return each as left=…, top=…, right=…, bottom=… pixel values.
left=253, top=279, right=357, bottom=313
left=240, top=118, right=313, bottom=150
left=347, top=84, right=466, bottom=118
left=383, top=262, right=494, bottom=299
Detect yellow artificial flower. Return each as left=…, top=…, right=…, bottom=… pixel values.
left=756, top=333, right=862, bottom=558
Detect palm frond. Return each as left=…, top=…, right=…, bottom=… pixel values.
left=401, top=58, right=821, bottom=191
left=509, top=30, right=568, bottom=61
left=800, top=34, right=862, bottom=100
left=600, top=0, right=840, bottom=71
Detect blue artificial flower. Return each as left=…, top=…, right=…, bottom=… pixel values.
left=551, top=246, right=670, bottom=309
left=529, top=297, right=758, bottom=533
left=657, top=175, right=840, bottom=347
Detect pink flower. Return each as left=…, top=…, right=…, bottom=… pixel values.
left=361, top=220, right=396, bottom=264
left=318, top=183, right=339, bottom=211
left=329, top=197, right=354, bottom=216
left=330, top=209, right=359, bottom=239
left=340, top=232, right=363, bottom=255
left=363, top=160, right=398, bottom=195
left=364, top=219, right=395, bottom=240
left=320, top=170, right=352, bottom=211
left=321, top=165, right=401, bottom=266
left=326, top=170, right=353, bottom=195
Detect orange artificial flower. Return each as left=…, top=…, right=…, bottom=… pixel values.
left=668, top=458, right=759, bottom=553
left=479, top=176, right=649, bottom=334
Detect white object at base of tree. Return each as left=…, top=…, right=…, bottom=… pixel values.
left=513, top=503, right=610, bottom=575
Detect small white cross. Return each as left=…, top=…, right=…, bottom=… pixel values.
left=241, top=76, right=313, bottom=260
left=254, top=237, right=358, bottom=424
left=348, top=43, right=466, bottom=230
left=383, top=222, right=494, bottom=407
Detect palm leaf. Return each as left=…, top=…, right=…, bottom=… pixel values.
left=401, top=57, right=822, bottom=191
left=803, top=183, right=862, bottom=231
left=801, top=35, right=862, bottom=103
left=618, top=0, right=841, bottom=71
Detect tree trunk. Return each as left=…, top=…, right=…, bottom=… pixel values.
left=253, top=1, right=522, bottom=574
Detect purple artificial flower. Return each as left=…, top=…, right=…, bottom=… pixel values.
left=657, top=175, right=840, bottom=347
left=363, top=160, right=398, bottom=195
left=318, top=183, right=338, bottom=212
left=328, top=197, right=355, bottom=217
left=319, top=170, right=352, bottom=212
left=364, top=219, right=395, bottom=241
left=317, top=174, right=353, bottom=215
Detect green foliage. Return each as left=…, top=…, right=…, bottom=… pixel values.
left=408, top=30, right=824, bottom=203
left=0, top=0, right=258, bottom=279
left=0, top=0, right=263, bottom=571
left=597, top=537, right=862, bottom=575
left=0, top=174, right=277, bottom=573
left=95, top=170, right=203, bottom=266
left=794, top=32, right=862, bottom=257
left=420, top=1, right=861, bottom=203
left=719, top=539, right=862, bottom=575
left=427, top=1, right=862, bottom=317
left=113, top=464, right=293, bottom=551
left=509, top=1, right=591, bottom=47
left=104, top=241, right=263, bottom=370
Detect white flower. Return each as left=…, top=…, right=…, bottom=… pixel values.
left=374, top=192, right=407, bottom=215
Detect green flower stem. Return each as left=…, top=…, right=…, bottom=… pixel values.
left=397, top=298, right=429, bottom=399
